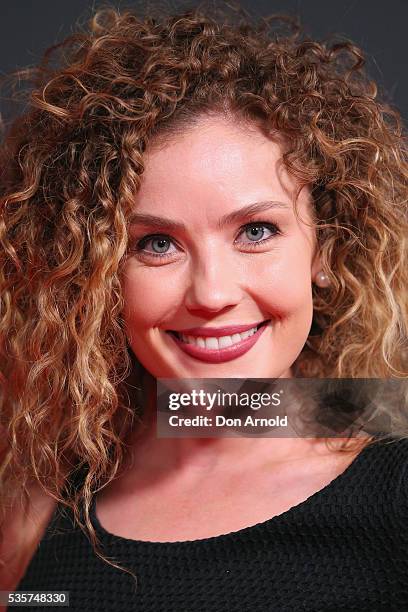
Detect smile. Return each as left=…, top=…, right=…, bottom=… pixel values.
left=166, top=320, right=270, bottom=364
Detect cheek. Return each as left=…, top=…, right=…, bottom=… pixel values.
left=251, top=252, right=313, bottom=320
left=120, top=265, right=182, bottom=333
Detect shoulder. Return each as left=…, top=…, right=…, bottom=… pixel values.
left=0, top=481, right=58, bottom=592
left=365, top=436, right=408, bottom=512
left=363, top=436, right=408, bottom=471
left=388, top=437, right=408, bottom=495
left=369, top=435, right=408, bottom=464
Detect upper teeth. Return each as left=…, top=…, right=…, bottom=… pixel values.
left=179, top=326, right=259, bottom=349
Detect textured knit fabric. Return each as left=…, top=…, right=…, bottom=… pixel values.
left=14, top=437, right=408, bottom=611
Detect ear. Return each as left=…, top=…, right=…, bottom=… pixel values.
left=311, top=245, right=322, bottom=282
left=311, top=248, right=322, bottom=280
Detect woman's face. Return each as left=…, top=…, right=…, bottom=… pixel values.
left=121, top=115, right=320, bottom=379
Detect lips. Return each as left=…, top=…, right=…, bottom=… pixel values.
left=167, top=319, right=270, bottom=338
left=165, top=320, right=270, bottom=364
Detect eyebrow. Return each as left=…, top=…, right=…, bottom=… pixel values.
left=128, top=200, right=291, bottom=231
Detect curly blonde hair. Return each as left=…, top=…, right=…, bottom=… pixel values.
left=0, top=1, right=407, bottom=586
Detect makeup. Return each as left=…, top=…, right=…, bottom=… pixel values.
left=166, top=320, right=270, bottom=364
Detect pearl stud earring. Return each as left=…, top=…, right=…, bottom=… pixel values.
left=314, top=270, right=330, bottom=288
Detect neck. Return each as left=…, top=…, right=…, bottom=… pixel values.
left=120, top=369, right=340, bottom=480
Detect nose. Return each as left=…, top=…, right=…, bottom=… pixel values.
left=183, top=249, right=243, bottom=315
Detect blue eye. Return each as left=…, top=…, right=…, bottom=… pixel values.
left=135, top=235, right=177, bottom=257
left=237, top=223, right=280, bottom=244
left=131, top=220, right=282, bottom=262
left=147, top=237, right=172, bottom=254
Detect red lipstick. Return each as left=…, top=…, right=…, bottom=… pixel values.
left=166, top=320, right=270, bottom=364
left=168, top=320, right=268, bottom=338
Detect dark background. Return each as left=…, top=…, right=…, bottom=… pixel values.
left=0, top=0, right=407, bottom=124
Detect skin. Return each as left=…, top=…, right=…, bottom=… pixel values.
left=94, top=115, right=367, bottom=541
left=0, top=115, right=371, bottom=584
left=122, top=114, right=321, bottom=381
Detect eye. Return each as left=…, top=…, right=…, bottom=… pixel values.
left=133, top=234, right=178, bottom=258
left=235, top=222, right=281, bottom=247
left=130, top=220, right=282, bottom=263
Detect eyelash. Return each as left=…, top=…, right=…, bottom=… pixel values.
left=131, top=221, right=282, bottom=260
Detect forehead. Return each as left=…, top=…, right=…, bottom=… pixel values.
left=134, top=116, right=311, bottom=221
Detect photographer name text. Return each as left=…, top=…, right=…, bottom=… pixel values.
left=167, top=415, right=288, bottom=427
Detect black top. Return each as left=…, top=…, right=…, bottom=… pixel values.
left=14, top=437, right=408, bottom=611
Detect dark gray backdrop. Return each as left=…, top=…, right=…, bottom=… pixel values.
left=0, top=1, right=407, bottom=123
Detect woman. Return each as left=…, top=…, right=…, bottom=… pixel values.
left=0, top=3, right=407, bottom=610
